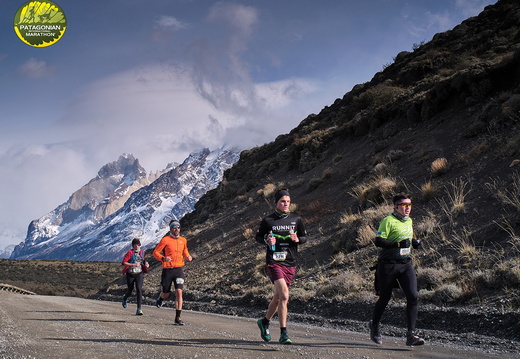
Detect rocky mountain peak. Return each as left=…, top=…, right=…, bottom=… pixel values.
left=11, top=146, right=240, bottom=261
left=97, top=153, right=145, bottom=182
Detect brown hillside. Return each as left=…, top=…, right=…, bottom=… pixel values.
left=171, top=0, right=519, bottom=341
left=178, top=0, right=520, bottom=310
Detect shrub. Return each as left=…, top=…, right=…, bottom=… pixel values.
left=451, top=227, right=479, bottom=266
left=485, top=173, right=520, bottom=212
left=242, top=228, right=253, bottom=240
left=415, top=212, right=440, bottom=238
left=438, top=179, right=471, bottom=221
left=425, top=283, right=463, bottom=304
left=431, top=157, right=449, bottom=176
left=349, top=175, right=397, bottom=208
left=457, top=140, right=492, bottom=165
left=417, top=267, right=449, bottom=290
left=339, top=212, right=362, bottom=226
left=308, top=177, right=323, bottom=192
left=258, top=183, right=277, bottom=199
left=492, top=258, right=520, bottom=288
left=420, top=180, right=436, bottom=201
left=330, top=252, right=348, bottom=267
left=315, top=271, right=364, bottom=298
left=357, top=223, right=375, bottom=248
left=372, top=162, right=387, bottom=176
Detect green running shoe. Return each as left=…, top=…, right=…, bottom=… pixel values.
left=257, top=319, right=271, bottom=342
left=279, top=332, right=292, bottom=344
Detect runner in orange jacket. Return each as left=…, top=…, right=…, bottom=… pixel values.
left=153, top=220, right=192, bottom=325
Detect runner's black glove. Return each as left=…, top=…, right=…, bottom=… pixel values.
left=398, top=239, right=410, bottom=248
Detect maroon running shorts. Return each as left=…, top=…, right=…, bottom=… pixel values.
left=267, top=264, right=296, bottom=286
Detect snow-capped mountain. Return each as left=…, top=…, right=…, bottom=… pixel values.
left=0, top=244, right=16, bottom=259
left=0, top=227, right=25, bottom=258
left=10, top=146, right=240, bottom=261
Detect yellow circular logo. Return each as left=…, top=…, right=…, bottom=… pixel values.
left=13, top=1, right=67, bottom=47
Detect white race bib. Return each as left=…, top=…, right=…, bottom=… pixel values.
left=273, top=251, right=287, bottom=261
left=128, top=266, right=142, bottom=274
left=400, top=248, right=411, bottom=256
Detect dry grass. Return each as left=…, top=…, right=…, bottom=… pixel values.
left=494, top=218, right=520, bottom=255
left=457, top=140, right=492, bottom=165
left=453, top=235, right=479, bottom=266
left=419, top=180, right=436, bottom=201
left=242, top=227, right=253, bottom=240
left=431, top=157, right=449, bottom=176
left=372, top=162, right=388, bottom=176
left=415, top=212, right=440, bottom=238
left=330, top=251, right=348, bottom=267
left=485, top=173, right=520, bottom=212
left=258, top=183, right=277, bottom=199
left=417, top=267, right=450, bottom=290
left=349, top=175, right=397, bottom=208
left=438, top=179, right=471, bottom=224
left=492, top=258, right=520, bottom=288
left=339, top=212, right=362, bottom=227
left=315, top=270, right=364, bottom=299
left=425, top=283, right=464, bottom=304
left=357, top=223, right=376, bottom=248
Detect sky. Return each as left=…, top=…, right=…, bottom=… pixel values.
left=0, top=0, right=497, bottom=251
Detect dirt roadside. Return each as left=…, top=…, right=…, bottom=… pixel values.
left=0, top=291, right=515, bottom=359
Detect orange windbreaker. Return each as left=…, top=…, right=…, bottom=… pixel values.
left=153, top=234, right=190, bottom=268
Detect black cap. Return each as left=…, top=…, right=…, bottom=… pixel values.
left=132, top=238, right=141, bottom=246
left=274, top=189, right=290, bottom=203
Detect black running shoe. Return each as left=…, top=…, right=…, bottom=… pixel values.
left=174, top=318, right=185, bottom=326
left=257, top=318, right=271, bottom=342
left=369, top=320, right=382, bottom=344
left=406, top=331, right=425, bottom=346
left=122, top=295, right=128, bottom=309
left=155, top=297, right=164, bottom=308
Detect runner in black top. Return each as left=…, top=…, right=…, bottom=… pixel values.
left=255, top=188, right=307, bottom=345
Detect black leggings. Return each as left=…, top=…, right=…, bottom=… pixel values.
left=124, top=272, right=144, bottom=308
left=372, top=261, right=418, bottom=331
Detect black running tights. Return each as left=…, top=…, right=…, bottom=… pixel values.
left=372, top=261, right=418, bottom=331
left=125, top=272, right=144, bottom=308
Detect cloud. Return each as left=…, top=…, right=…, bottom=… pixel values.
left=151, top=15, right=187, bottom=43
left=53, top=64, right=229, bottom=170
left=156, top=15, right=186, bottom=30
left=207, top=2, right=258, bottom=36
left=184, top=3, right=260, bottom=113
left=18, top=58, right=54, bottom=78
left=52, top=60, right=319, bottom=172
left=0, top=143, right=93, bottom=234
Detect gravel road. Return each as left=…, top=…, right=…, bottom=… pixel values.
left=0, top=291, right=516, bottom=359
